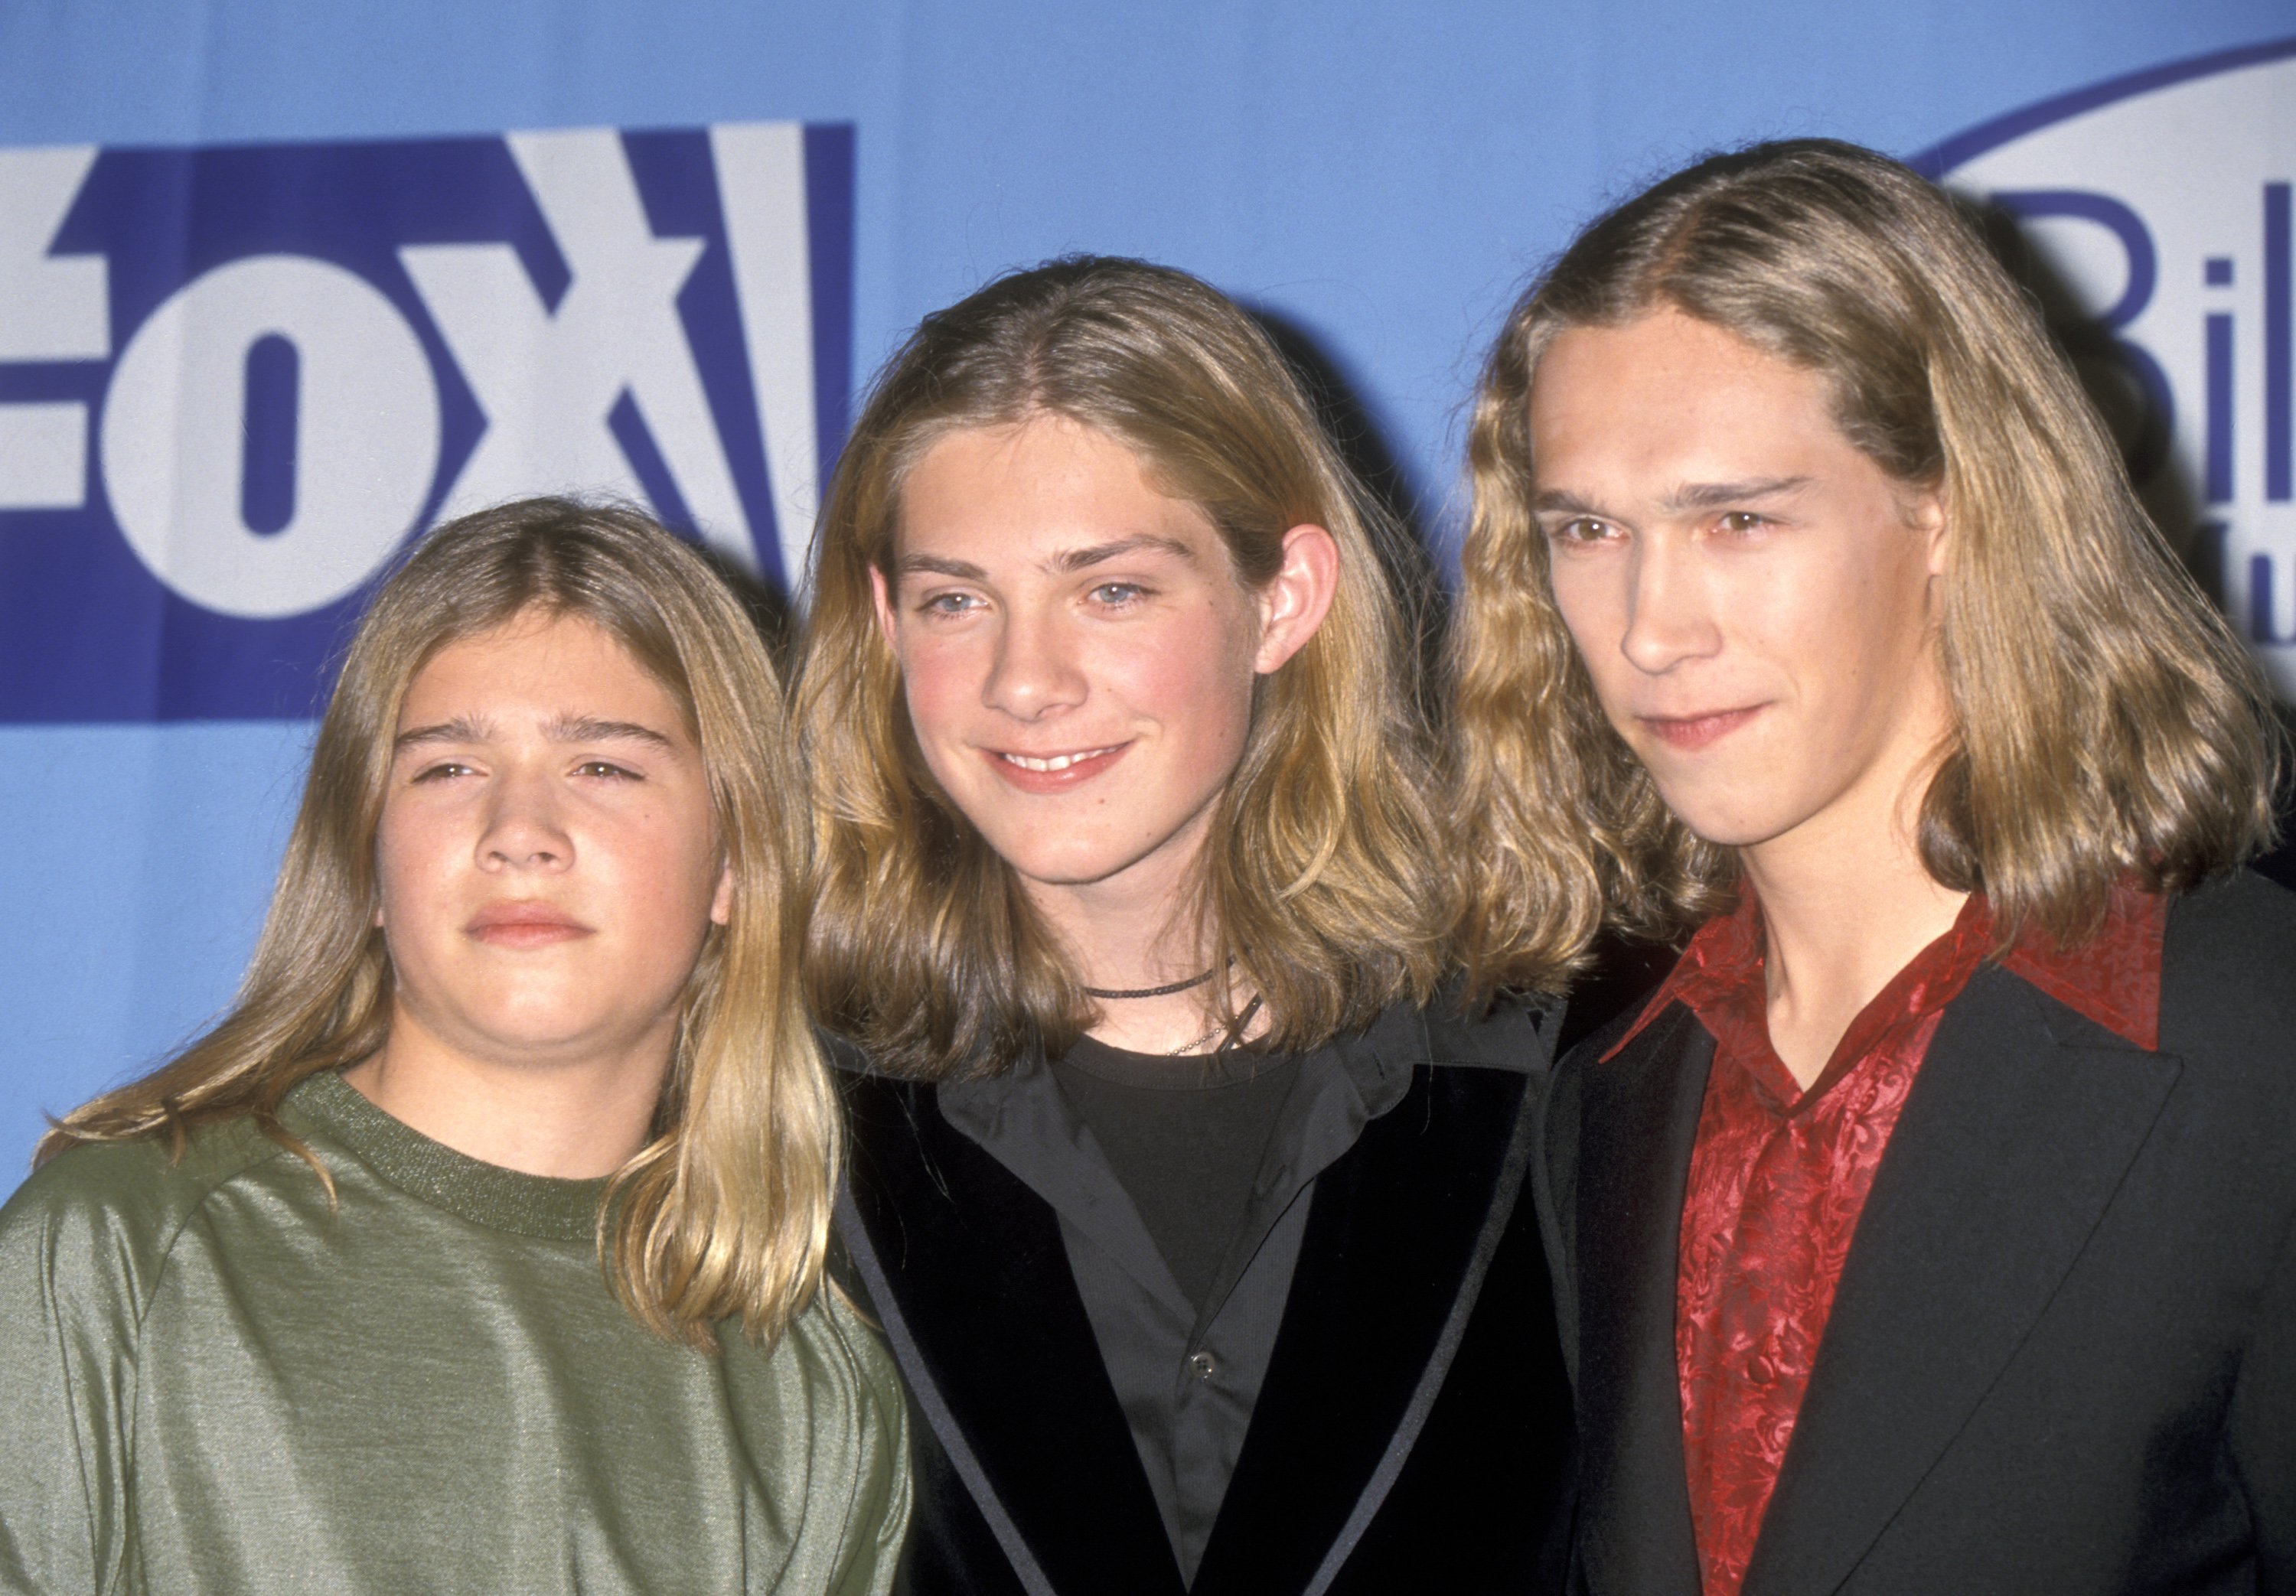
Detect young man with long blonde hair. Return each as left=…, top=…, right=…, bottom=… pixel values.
left=0, top=500, right=908, bottom=1594
left=1455, top=138, right=2295, bottom=1594
left=801, top=256, right=1573, bottom=1595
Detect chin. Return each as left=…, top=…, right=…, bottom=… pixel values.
left=1643, top=786, right=1797, bottom=852
left=464, top=1018, right=604, bottom=1061
left=999, top=847, right=1146, bottom=891
left=460, top=986, right=641, bottom=1052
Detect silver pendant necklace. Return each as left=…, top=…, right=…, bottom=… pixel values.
left=1166, top=993, right=1264, bottom=1056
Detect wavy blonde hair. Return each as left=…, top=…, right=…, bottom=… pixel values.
left=1453, top=138, right=2283, bottom=999
left=797, top=256, right=1446, bottom=1080
left=42, top=499, right=836, bottom=1350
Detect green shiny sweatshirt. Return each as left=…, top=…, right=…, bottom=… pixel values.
left=0, top=1073, right=911, bottom=1595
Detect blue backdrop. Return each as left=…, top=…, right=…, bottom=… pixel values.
left=2, top=1, right=2289, bottom=1188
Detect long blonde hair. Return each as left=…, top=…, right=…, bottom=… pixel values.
left=1453, top=138, right=2283, bottom=999
left=43, top=499, right=837, bottom=1350
left=797, top=256, right=1446, bottom=1080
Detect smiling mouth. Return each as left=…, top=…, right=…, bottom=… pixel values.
left=983, top=741, right=1133, bottom=790
left=999, top=745, right=1124, bottom=773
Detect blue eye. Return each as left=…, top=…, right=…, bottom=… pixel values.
left=1089, top=581, right=1146, bottom=605
left=920, top=591, right=979, bottom=615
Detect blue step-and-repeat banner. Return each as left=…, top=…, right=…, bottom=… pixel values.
left=1, top=2, right=2290, bottom=1187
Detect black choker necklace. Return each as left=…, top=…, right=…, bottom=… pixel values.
left=1081, top=964, right=1222, bottom=1001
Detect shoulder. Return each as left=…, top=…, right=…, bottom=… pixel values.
left=1553, top=992, right=1697, bottom=1100
left=1556, top=1001, right=1658, bottom=1075
left=2161, top=870, right=2296, bottom=1048
left=826, top=1040, right=947, bottom=1157
left=0, top=1119, right=289, bottom=1308
left=2164, top=868, right=2296, bottom=981
left=1, top=1119, right=285, bottom=1252
left=775, top=1285, right=911, bottom=1441
left=1420, top=988, right=1562, bottom=1075
left=822, top=1029, right=947, bottom=1116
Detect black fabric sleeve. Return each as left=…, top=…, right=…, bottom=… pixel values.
left=2233, top=1203, right=2296, bottom=1593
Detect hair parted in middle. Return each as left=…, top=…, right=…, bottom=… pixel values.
left=43, top=498, right=837, bottom=1351
left=1451, top=137, right=2282, bottom=1002
left=796, top=254, right=1447, bottom=1080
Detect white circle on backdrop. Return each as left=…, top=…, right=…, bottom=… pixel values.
left=100, top=254, right=442, bottom=619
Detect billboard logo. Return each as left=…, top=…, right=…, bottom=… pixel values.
left=0, top=122, right=853, bottom=720
left=1921, top=38, right=2296, bottom=695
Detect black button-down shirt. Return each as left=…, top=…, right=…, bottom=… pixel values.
left=938, top=1018, right=1414, bottom=1581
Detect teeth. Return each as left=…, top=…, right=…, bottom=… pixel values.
left=1003, top=747, right=1114, bottom=773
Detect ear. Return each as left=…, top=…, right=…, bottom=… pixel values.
left=709, top=862, right=734, bottom=927
left=868, top=564, right=900, bottom=650
left=1910, top=485, right=1949, bottom=579
left=1253, top=524, right=1340, bottom=675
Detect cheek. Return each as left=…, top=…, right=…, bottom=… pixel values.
left=1787, top=546, right=1930, bottom=715
left=371, top=827, right=460, bottom=984
left=1547, top=563, right=1632, bottom=705
left=899, top=653, right=980, bottom=796
left=895, top=631, right=974, bottom=736
left=371, top=802, right=445, bottom=926
left=625, top=800, right=726, bottom=918
left=1130, top=611, right=1257, bottom=760
left=1548, top=554, right=1612, bottom=638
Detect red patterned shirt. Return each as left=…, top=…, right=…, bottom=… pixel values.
left=1604, top=882, right=2167, bottom=1596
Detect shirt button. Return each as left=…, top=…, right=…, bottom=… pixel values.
left=1189, top=1351, right=1216, bottom=1380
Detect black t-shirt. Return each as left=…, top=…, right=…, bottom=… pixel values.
left=1048, top=1037, right=1302, bottom=1313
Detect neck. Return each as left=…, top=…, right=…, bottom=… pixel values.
left=1025, top=812, right=1256, bottom=1055
left=1740, top=744, right=1968, bottom=1092
left=341, top=1007, right=670, bottom=1178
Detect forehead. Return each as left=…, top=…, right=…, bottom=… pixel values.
left=400, top=611, right=684, bottom=725
left=894, top=415, right=1223, bottom=568
left=1527, top=309, right=1851, bottom=489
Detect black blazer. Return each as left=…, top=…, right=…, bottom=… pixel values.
left=837, top=1002, right=1575, bottom=1596
left=1544, top=871, right=2296, bottom=1595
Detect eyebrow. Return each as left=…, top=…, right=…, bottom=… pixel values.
left=1530, top=477, right=1812, bottom=518
left=1530, top=488, right=1605, bottom=517
left=393, top=715, right=491, bottom=751
left=393, top=715, right=678, bottom=752
left=1050, top=534, right=1195, bottom=573
left=895, top=552, right=990, bottom=580
left=1662, top=476, right=1811, bottom=513
left=542, top=715, right=679, bottom=751
left=894, top=533, right=1196, bottom=583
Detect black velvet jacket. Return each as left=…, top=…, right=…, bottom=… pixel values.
left=835, top=999, right=1577, bottom=1596
left=1545, top=871, right=2296, bottom=1594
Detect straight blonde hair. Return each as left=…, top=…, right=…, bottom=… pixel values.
left=42, top=499, right=836, bottom=1350
left=1453, top=138, right=2283, bottom=999
left=797, top=256, right=1446, bottom=1080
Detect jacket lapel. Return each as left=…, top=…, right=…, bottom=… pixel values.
left=840, top=1074, right=1186, bottom=1596
left=1743, top=966, right=2182, bottom=1594
left=1189, top=1058, right=1538, bottom=1596
left=1573, top=1005, right=1712, bottom=1596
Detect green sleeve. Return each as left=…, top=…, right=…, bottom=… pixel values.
left=821, top=1294, right=915, bottom=1596
left=0, top=1144, right=174, bottom=1596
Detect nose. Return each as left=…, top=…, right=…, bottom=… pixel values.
left=1618, top=535, right=1723, bottom=676
left=477, top=763, right=572, bottom=872
left=980, top=605, right=1088, bottom=721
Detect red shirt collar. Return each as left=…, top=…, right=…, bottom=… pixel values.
left=1606, top=880, right=2168, bottom=1067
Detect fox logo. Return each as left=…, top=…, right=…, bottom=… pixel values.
left=0, top=122, right=852, bottom=718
